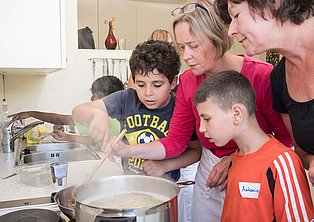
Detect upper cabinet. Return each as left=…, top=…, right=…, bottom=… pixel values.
left=0, top=0, right=66, bottom=75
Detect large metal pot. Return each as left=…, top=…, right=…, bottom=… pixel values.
left=73, top=175, right=180, bottom=222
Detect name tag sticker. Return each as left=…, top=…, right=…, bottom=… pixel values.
left=239, top=182, right=261, bottom=199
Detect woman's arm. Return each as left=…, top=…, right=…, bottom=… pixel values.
left=110, top=140, right=166, bottom=160
left=281, top=113, right=314, bottom=185
left=142, top=139, right=202, bottom=176
left=160, top=73, right=198, bottom=159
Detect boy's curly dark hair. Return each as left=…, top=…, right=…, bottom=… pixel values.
left=129, top=40, right=181, bottom=84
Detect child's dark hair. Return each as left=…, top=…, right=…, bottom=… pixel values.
left=129, top=40, right=181, bottom=84
left=194, top=70, right=256, bottom=116
left=91, top=76, right=124, bottom=98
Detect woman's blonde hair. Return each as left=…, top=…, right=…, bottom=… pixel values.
left=148, top=29, right=174, bottom=43
left=172, top=0, right=232, bottom=59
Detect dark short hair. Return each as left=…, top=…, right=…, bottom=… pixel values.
left=91, top=76, right=124, bottom=98
left=215, top=0, right=314, bottom=25
left=129, top=40, right=181, bottom=84
left=194, top=70, right=256, bottom=116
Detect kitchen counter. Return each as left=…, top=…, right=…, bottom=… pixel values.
left=0, top=148, right=123, bottom=202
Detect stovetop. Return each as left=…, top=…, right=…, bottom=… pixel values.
left=0, top=208, right=64, bottom=222
left=0, top=195, right=73, bottom=222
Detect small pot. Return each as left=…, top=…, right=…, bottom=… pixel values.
left=73, top=175, right=181, bottom=222
left=54, top=185, right=76, bottom=220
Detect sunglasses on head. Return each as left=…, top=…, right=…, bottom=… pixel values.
left=171, top=3, right=209, bottom=17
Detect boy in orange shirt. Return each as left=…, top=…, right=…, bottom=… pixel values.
left=194, top=70, right=314, bottom=221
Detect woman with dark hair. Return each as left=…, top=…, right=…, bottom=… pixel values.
left=215, top=0, right=314, bottom=185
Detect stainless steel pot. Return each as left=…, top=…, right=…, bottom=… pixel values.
left=73, top=175, right=180, bottom=222
left=54, top=185, right=76, bottom=220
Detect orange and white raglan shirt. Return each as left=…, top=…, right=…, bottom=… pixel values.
left=221, top=136, right=314, bottom=222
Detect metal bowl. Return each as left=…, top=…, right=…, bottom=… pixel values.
left=54, top=185, right=76, bottom=220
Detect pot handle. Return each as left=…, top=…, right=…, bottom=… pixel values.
left=94, top=216, right=136, bottom=222
left=176, top=180, right=195, bottom=188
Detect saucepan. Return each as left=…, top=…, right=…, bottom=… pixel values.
left=54, top=185, right=76, bottom=220
left=55, top=176, right=194, bottom=221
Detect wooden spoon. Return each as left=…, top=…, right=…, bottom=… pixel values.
left=84, top=129, right=127, bottom=183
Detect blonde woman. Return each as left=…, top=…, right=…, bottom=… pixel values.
left=80, top=1, right=293, bottom=221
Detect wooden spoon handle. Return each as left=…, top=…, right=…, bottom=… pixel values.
left=84, top=129, right=127, bottom=183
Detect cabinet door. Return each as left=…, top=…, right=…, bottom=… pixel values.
left=0, top=0, right=66, bottom=73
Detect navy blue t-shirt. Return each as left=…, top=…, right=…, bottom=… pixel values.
left=103, top=88, right=180, bottom=181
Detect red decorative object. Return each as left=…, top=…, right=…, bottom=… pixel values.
left=104, top=21, right=117, bottom=50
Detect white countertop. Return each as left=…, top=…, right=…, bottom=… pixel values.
left=0, top=147, right=123, bottom=202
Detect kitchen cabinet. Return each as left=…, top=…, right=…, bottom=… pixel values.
left=0, top=0, right=66, bottom=75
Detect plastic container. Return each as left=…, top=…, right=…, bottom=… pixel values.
left=25, top=127, right=40, bottom=144
left=50, top=162, right=68, bottom=188
left=25, top=125, right=50, bottom=144
left=17, top=163, right=52, bottom=187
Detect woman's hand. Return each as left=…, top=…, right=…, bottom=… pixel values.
left=110, top=141, right=131, bottom=157
left=143, top=160, right=167, bottom=177
left=109, top=140, right=166, bottom=160
left=206, top=155, right=232, bottom=191
left=306, top=155, right=314, bottom=186
left=295, top=145, right=314, bottom=186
